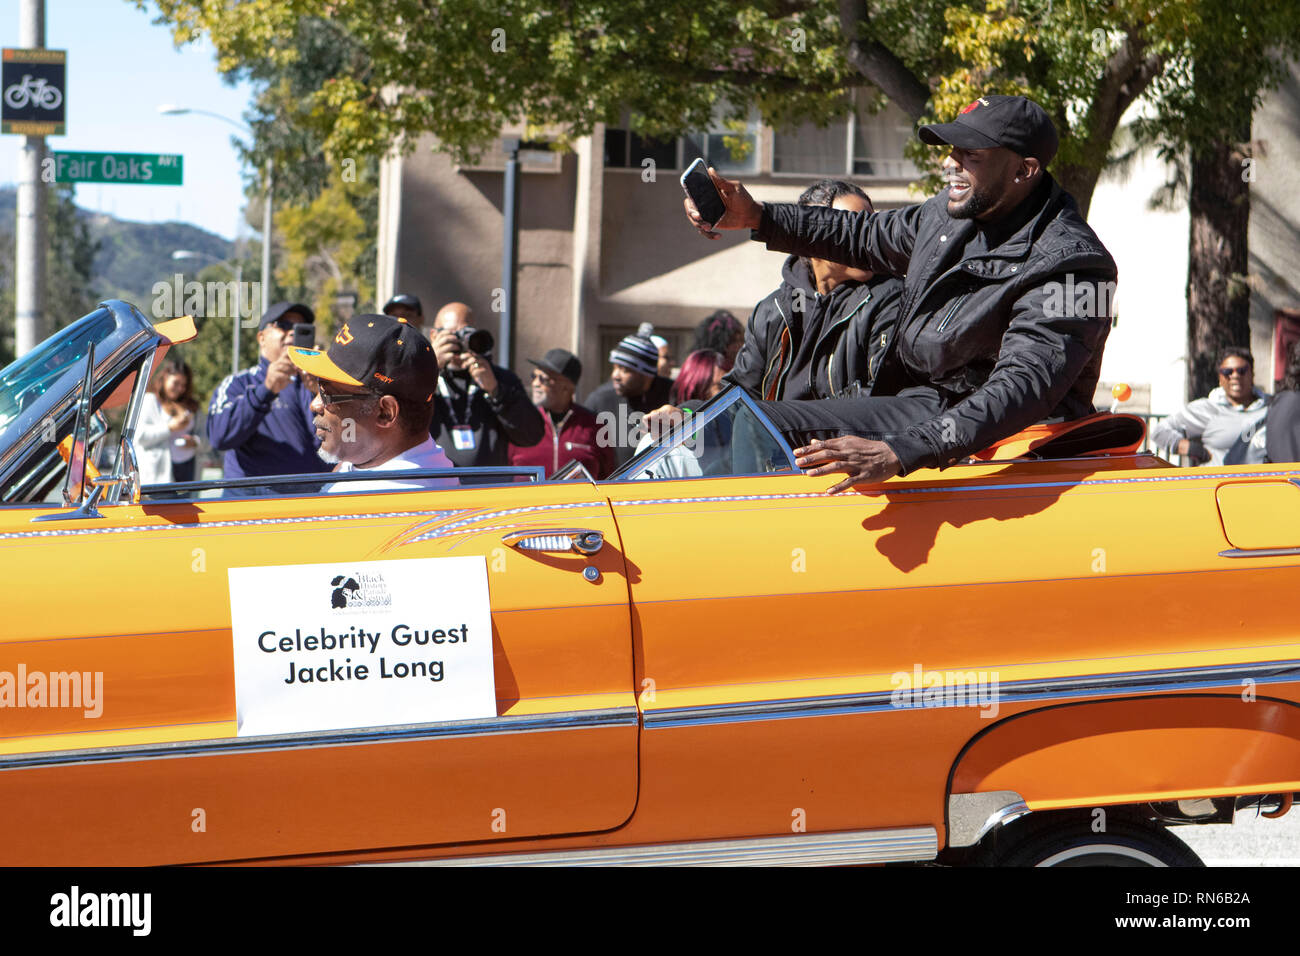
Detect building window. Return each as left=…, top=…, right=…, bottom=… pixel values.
left=682, top=106, right=760, bottom=175
left=772, top=92, right=917, bottom=180
left=605, top=128, right=678, bottom=170
left=772, top=118, right=849, bottom=175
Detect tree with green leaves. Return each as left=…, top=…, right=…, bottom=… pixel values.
left=0, top=182, right=100, bottom=365
left=141, top=0, right=1172, bottom=213
left=1129, top=3, right=1300, bottom=397
left=172, top=247, right=265, bottom=408
left=276, top=174, right=376, bottom=334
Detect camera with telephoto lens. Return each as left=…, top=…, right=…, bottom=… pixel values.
left=452, top=327, right=494, bottom=355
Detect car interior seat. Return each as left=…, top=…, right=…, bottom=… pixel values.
left=969, top=412, right=1147, bottom=462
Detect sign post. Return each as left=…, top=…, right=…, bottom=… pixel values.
left=5, top=0, right=64, bottom=356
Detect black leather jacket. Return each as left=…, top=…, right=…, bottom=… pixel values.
left=725, top=255, right=902, bottom=402
left=754, top=175, right=1117, bottom=471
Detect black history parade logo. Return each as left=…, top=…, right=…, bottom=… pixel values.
left=328, top=571, right=392, bottom=612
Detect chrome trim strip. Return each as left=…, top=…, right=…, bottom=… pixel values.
left=1219, top=547, right=1300, bottom=558
left=606, top=470, right=1300, bottom=506
left=642, top=658, right=1300, bottom=729
left=0, top=706, right=639, bottom=771
left=143, top=465, right=545, bottom=496
left=948, top=791, right=1030, bottom=847
left=406, top=500, right=607, bottom=544
left=0, top=508, right=468, bottom=540
left=389, top=826, right=938, bottom=867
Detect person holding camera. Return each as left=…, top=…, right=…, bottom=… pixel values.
left=429, top=301, right=544, bottom=471
left=207, top=301, right=331, bottom=493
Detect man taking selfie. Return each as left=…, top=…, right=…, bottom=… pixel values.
left=684, top=94, right=1117, bottom=494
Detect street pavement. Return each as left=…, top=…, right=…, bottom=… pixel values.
left=1177, top=805, right=1300, bottom=865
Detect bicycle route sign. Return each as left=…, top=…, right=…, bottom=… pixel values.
left=2, top=48, right=66, bottom=135
left=53, top=151, right=183, bottom=186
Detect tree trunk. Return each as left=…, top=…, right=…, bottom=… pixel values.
left=1053, top=162, right=1103, bottom=219
left=1186, top=133, right=1252, bottom=400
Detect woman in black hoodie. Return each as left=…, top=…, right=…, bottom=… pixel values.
left=724, top=180, right=903, bottom=402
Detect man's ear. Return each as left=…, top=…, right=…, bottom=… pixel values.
left=376, top=395, right=401, bottom=428
left=1020, top=157, right=1042, bottom=181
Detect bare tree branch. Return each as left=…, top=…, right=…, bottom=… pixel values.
left=837, top=0, right=930, bottom=118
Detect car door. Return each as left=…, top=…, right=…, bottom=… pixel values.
left=0, top=479, right=637, bottom=864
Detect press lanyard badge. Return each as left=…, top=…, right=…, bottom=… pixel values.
left=439, top=375, right=478, bottom=451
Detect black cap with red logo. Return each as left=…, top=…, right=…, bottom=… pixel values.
left=288, top=313, right=437, bottom=406
left=919, top=94, right=1059, bottom=165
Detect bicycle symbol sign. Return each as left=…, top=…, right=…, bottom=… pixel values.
left=1, top=48, right=67, bottom=136
left=4, top=74, right=63, bottom=111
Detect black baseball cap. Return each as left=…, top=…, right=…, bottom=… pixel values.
left=288, top=314, right=436, bottom=406
left=529, top=348, right=582, bottom=386
left=383, top=294, right=422, bottom=316
left=257, top=301, right=315, bottom=332
left=919, top=95, right=1059, bottom=165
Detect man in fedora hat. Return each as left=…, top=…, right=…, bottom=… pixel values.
left=509, top=348, right=613, bottom=479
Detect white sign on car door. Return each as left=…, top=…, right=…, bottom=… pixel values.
left=228, top=556, right=496, bottom=737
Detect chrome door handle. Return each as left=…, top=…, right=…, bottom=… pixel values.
left=502, top=528, right=604, bottom=555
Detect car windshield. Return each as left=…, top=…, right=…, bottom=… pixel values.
left=607, top=386, right=797, bottom=481
left=0, top=307, right=118, bottom=436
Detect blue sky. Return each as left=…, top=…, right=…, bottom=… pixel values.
left=1, top=0, right=257, bottom=240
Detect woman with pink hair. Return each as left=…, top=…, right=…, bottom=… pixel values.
left=671, top=349, right=726, bottom=405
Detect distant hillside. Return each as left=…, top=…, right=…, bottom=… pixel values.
left=0, top=187, right=233, bottom=308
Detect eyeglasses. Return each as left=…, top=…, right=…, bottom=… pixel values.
left=1218, top=366, right=1251, bottom=377
left=314, top=385, right=379, bottom=407
left=531, top=371, right=558, bottom=384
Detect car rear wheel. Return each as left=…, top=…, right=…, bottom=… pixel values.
left=977, top=813, right=1205, bottom=867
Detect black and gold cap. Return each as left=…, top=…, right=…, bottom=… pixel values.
left=289, top=313, right=437, bottom=405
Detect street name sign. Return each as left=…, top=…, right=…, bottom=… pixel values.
left=52, top=151, right=183, bottom=186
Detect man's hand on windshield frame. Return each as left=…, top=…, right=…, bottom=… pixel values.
left=643, top=404, right=688, bottom=442
left=794, top=436, right=902, bottom=495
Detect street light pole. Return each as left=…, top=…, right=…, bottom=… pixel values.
left=261, top=159, right=272, bottom=316
left=158, top=105, right=274, bottom=321
left=15, top=0, right=48, bottom=357
left=500, top=138, right=521, bottom=370
left=233, top=262, right=243, bottom=375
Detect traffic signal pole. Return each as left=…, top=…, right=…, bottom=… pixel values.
left=15, top=0, right=48, bottom=357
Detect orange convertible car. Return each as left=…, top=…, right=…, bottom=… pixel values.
left=1, top=300, right=1298, bottom=866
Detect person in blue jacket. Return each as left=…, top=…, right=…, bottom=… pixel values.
left=206, top=302, right=331, bottom=495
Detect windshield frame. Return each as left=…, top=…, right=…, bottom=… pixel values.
left=603, top=385, right=798, bottom=483
left=0, top=300, right=160, bottom=497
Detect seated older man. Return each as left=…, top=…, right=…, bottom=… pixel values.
left=289, top=314, right=458, bottom=493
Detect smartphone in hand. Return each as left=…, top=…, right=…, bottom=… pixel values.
left=680, top=158, right=727, bottom=228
